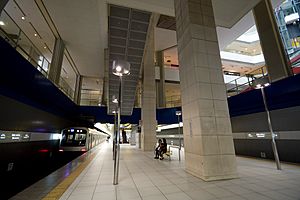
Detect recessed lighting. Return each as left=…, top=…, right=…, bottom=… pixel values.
left=0, top=21, right=5, bottom=26
left=34, top=33, right=37, bottom=37
left=21, top=16, right=26, bottom=20
left=44, top=46, right=47, bottom=49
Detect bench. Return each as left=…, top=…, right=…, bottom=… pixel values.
left=164, top=150, right=172, bottom=161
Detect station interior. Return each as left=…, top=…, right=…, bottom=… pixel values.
left=1, top=0, right=300, bottom=199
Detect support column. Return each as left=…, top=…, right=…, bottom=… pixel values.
left=174, top=0, right=238, bottom=181
left=74, top=75, right=82, bottom=104
left=48, top=38, right=65, bottom=85
left=253, top=0, right=292, bottom=82
left=141, top=15, right=157, bottom=151
left=0, top=0, right=9, bottom=14
left=156, top=51, right=166, bottom=107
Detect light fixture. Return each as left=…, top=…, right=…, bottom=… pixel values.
left=44, top=46, right=47, bottom=49
left=255, top=83, right=270, bottom=89
left=175, top=111, right=182, bottom=116
left=21, top=16, right=26, bottom=20
left=116, top=66, right=122, bottom=72
left=112, top=95, right=118, bottom=104
left=256, top=84, right=262, bottom=89
left=34, top=33, right=38, bottom=37
left=112, top=60, right=130, bottom=76
left=0, top=21, right=5, bottom=26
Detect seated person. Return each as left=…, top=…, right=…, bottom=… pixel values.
left=154, top=139, right=162, bottom=159
left=159, top=138, right=167, bottom=160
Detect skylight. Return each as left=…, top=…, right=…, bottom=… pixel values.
left=236, top=26, right=260, bottom=43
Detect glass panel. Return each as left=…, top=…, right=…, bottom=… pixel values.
left=0, top=11, right=20, bottom=47
left=80, top=77, right=103, bottom=106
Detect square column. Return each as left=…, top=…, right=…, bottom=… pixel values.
left=141, top=15, right=157, bottom=151
left=253, top=0, right=292, bottom=82
left=174, top=0, right=238, bottom=181
left=48, top=38, right=65, bottom=85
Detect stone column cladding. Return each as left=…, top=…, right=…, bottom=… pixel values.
left=48, top=38, right=65, bottom=85
left=156, top=51, right=166, bottom=108
left=141, top=15, right=157, bottom=151
left=253, top=0, right=292, bottom=82
left=174, top=0, right=238, bottom=181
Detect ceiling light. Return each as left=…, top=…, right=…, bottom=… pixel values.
left=0, top=21, right=5, bottom=26
left=44, top=46, right=47, bottom=49
left=34, top=33, right=37, bottom=37
left=21, top=16, right=26, bottom=20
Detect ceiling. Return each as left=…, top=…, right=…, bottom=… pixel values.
left=107, top=5, right=151, bottom=115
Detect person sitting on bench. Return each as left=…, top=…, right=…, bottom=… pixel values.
left=159, top=138, right=167, bottom=160
left=154, top=139, right=162, bottom=159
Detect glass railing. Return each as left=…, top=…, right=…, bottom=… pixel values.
left=226, top=66, right=268, bottom=96
left=80, top=89, right=101, bottom=106
left=0, top=11, right=50, bottom=77
left=59, top=77, right=75, bottom=100
left=166, top=95, right=181, bottom=108
left=0, top=10, right=76, bottom=101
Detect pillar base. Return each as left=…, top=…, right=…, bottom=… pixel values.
left=186, top=169, right=239, bottom=182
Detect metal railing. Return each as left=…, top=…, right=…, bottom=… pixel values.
left=226, top=66, right=268, bottom=96
left=0, top=11, right=50, bottom=77
left=0, top=10, right=76, bottom=101
left=166, top=95, right=181, bottom=108
left=80, top=89, right=101, bottom=106
left=59, top=77, right=75, bottom=100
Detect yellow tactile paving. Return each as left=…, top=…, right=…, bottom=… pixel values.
left=42, top=153, right=96, bottom=200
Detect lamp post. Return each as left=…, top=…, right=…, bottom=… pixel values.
left=112, top=110, right=117, bottom=160
left=175, top=110, right=182, bottom=161
left=256, top=83, right=281, bottom=170
left=112, top=60, right=130, bottom=185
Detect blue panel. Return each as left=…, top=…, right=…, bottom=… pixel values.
left=79, top=106, right=141, bottom=124
left=156, top=107, right=182, bottom=124
left=228, top=74, right=300, bottom=117
left=0, top=37, right=78, bottom=120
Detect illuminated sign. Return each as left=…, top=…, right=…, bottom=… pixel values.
left=256, top=133, right=265, bottom=138
left=12, top=133, right=21, bottom=140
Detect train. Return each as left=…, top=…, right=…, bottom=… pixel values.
left=60, top=127, right=109, bottom=152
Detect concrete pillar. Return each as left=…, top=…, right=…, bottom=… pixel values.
left=253, top=0, right=292, bottom=82
left=74, top=75, right=82, bottom=104
left=102, top=48, right=109, bottom=105
left=0, top=0, right=9, bottom=14
left=141, top=15, right=157, bottom=151
left=48, top=38, right=65, bottom=84
left=174, top=0, right=238, bottom=181
left=156, top=51, right=166, bottom=107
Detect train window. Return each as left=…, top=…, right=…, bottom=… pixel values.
left=67, top=134, right=74, bottom=141
left=75, top=134, right=86, bottom=141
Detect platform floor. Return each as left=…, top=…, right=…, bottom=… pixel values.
left=59, top=142, right=300, bottom=200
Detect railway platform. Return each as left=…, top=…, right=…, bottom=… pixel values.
left=11, top=142, right=300, bottom=200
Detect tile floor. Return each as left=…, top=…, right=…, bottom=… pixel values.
left=60, top=142, right=300, bottom=200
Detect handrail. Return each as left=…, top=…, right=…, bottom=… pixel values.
left=0, top=10, right=76, bottom=101
left=226, top=66, right=268, bottom=96
left=0, top=11, right=51, bottom=73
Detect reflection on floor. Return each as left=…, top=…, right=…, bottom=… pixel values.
left=60, top=143, right=300, bottom=200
